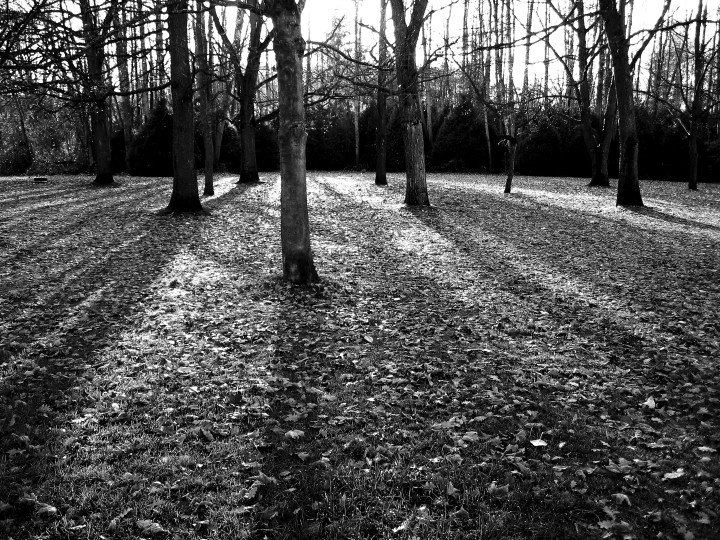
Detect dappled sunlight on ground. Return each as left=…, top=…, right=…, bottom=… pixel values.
left=1, top=172, right=718, bottom=539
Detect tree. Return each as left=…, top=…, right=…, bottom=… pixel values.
left=599, top=0, right=669, bottom=206
left=265, top=0, right=319, bottom=283
left=114, top=2, right=134, bottom=172
left=389, top=0, right=430, bottom=206
left=166, top=0, right=202, bottom=212
left=375, top=0, right=389, bottom=185
left=652, top=1, right=719, bottom=190
left=195, top=0, right=214, bottom=195
left=548, top=0, right=614, bottom=187
left=212, top=0, right=272, bottom=184
left=79, top=0, right=117, bottom=185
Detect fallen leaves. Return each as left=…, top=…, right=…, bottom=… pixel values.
left=1, top=174, right=719, bottom=539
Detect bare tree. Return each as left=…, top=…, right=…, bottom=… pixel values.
left=79, top=0, right=117, bottom=185
left=389, top=0, right=430, bottom=206
left=114, top=2, right=134, bottom=172
left=195, top=0, right=214, bottom=195
left=375, top=0, right=389, bottom=185
left=212, top=0, right=271, bottom=184
left=165, top=0, right=202, bottom=212
left=599, top=0, right=669, bottom=206
left=265, top=0, right=319, bottom=283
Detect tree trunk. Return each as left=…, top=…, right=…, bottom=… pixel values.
left=522, top=0, right=534, bottom=96
left=421, top=18, right=433, bottom=150
left=195, top=0, right=214, bottom=196
left=166, top=0, right=202, bottom=212
left=268, top=0, right=319, bottom=284
left=599, top=0, right=643, bottom=206
left=389, top=0, right=430, bottom=206
left=484, top=108, right=493, bottom=171
left=689, top=123, right=699, bottom=190
left=573, top=0, right=600, bottom=184
left=543, top=1, right=550, bottom=104
left=156, top=4, right=165, bottom=94
left=115, top=4, right=133, bottom=172
left=689, top=0, right=705, bottom=191
left=503, top=138, right=517, bottom=193
left=354, top=0, right=361, bottom=168
left=79, top=0, right=114, bottom=185
left=590, top=82, right=617, bottom=187
left=91, top=104, right=113, bottom=184
left=375, top=0, right=388, bottom=186
left=238, top=5, right=263, bottom=184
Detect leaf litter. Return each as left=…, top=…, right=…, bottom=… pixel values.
left=0, top=173, right=718, bottom=539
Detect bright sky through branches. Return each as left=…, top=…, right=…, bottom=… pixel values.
left=298, top=0, right=720, bottom=86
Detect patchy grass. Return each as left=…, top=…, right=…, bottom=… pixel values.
left=0, top=172, right=718, bottom=539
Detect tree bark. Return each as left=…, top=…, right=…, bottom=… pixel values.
left=375, top=0, right=388, bottom=185
left=115, top=3, right=133, bottom=172
left=166, top=0, right=203, bottom=212
left=267, top=0, right=319, bottom=283
left=503, top=137, right=517, bottom=193
left=79, top=0, right=114, bottom=185
left=522, top=0, right=533, bottom=96
left=239, top=5, right=263, bottom=184
left=212, top=2, right=264, bottom=184
left=195, top=0, right=214, bottom=195
left=689, top=0, right=705, bottom=191
left=599, top=0, right=643, bottom=206
left=389, top=0, right=430, bottom=206
left=571, top=0, right=601, bottom=185
left=689, top=123, right=699, bottom=190
left=589, top=81, right=617, bottom=187
left=354, top=0, right=361, bottom=168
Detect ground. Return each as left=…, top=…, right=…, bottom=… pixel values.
left=0, top=172, right=718, bottom=540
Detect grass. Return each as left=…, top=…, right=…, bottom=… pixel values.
left=0, top=172, right=718, bottom=539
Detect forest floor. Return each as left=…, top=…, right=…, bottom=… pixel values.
left=0, top=172, right=719, bottom=540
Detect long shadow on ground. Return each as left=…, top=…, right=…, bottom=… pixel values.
left=0, top=177, right=236, bottom=537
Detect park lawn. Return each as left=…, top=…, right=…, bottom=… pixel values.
left=0, top=172, right=718, bottom=539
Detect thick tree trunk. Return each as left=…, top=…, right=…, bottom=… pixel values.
left=389, top=0, right=430, bottom=206
left=589, top=82, right=616, bottom=187
left=80, top=0, right=114, bottom=185
left=115, top=4, right=133, bottom=172
left=600, top=0, right=643, bottom=206
left=166, top=0, right=202, bottom=212
left=91, top=103, right=113, bottom=184
left=574, top=0, right=601, bottom=185
left=375, top=94, right=388, bottom=185
left=238, top=6, right=264, bottom=184
left=375, top=0, right=388, bottom=186
left=195, top=1, right=214, bottom=196
left=689, top=0, right=705, bottom=191
left=268, top=0, right=319, bottom=284
left=239, top=116, right=259, bottom=183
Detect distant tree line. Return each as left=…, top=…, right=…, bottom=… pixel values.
left=2, top=0, right=720, bottom=282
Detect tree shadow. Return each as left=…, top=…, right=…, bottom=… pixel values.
left=0, top=177, right=237, bottom=535
left=245, top=177, right=673, bottom=538
left=625, top=205, right=720, bottom=233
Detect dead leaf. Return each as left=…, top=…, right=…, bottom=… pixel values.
left=137, top=519, right=168, bottom=535
left=663, top=469, right=685, bottom=480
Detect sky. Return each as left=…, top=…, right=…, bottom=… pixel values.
left=296, top=0, right=720, bottom=90
left=223, top=0, right=720, bottom=89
